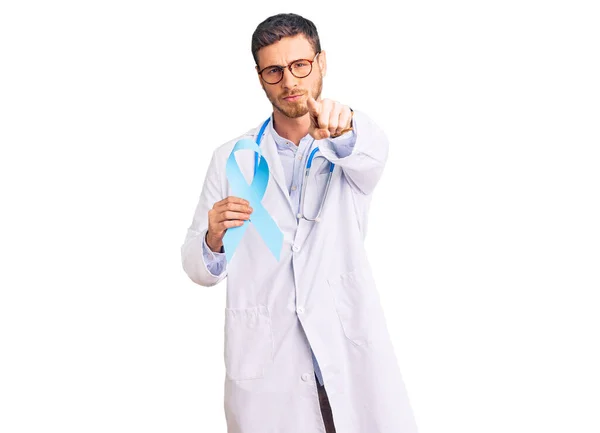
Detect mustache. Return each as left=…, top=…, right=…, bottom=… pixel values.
left=281, top=91, right=306, bottom=98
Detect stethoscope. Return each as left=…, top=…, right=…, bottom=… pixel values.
left=254, top=118, right=335, bottom=222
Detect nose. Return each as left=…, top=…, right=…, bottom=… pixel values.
left=280, top=67, right=299, bottom=89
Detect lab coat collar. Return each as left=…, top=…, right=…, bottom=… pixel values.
left=255, top=117, right=297, bottom=223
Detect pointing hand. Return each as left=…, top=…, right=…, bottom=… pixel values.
left=306, top=96, right=353, bottom=140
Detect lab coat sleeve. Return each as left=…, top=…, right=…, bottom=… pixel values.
left=317, top=110, right=389, bottom=195
left=327, top=129, right=356, bottom=158
left=181, top=149, right=228, bottom=287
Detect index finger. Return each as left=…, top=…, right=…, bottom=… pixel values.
left=307, top=96, right=321, bottom=117
left=216, top=196, right=249, bottom=207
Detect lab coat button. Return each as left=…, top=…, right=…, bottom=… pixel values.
left=297, top=307, right=305, bottom=314
left=291, top=185, right=297, bottom=191
left=301, top=373, right=311, bottom=382
left=292, top=244, right=300, bottom=252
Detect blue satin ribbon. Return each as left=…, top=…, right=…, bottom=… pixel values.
left=223, top=136, right=283, bottom=262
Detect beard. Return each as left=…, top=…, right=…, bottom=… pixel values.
left=263, top=74, right=323, bottom=119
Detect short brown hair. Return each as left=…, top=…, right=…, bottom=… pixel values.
left=251, top=13, right=322, bottom=66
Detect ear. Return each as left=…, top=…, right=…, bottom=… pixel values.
left=318, top=50, right=327, bottom=77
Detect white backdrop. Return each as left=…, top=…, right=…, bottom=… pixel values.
left=1, top=1, right=599, bottom=432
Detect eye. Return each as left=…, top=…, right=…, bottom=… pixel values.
left=265, top=67, right=281, bottom=75
left=293, top=61, right=308, bottom=68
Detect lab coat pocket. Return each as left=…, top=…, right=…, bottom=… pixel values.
left=328, top=266, right=388, bottom=346
left=224, top=305, right=274, bottom=381
left=302, top=172, right=330, bottom=220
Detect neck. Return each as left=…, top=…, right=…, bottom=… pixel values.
left=272, top=109, right=310, bottom=146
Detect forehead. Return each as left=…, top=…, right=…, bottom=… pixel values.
left=256, top=34, right=315, bottom=67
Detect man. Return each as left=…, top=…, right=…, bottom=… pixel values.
left=181, top=13, right=418, bottom=433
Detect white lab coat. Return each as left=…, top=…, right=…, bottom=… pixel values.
left=181, top=110, right=418, bottom=433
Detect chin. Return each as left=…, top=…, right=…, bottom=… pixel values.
left=288, top=109, right=308, bottom=119
left=280, top=104, right=308, bottom=119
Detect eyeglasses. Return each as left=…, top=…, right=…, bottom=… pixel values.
left=257, top=52, right=320, bottom=85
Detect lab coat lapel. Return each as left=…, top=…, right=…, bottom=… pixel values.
left=260, top=130, right=296, bottom=222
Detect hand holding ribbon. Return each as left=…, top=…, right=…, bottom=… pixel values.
left=222, top=138, right=283, bottom=262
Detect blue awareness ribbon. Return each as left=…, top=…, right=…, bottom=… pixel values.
left=222, top=137, right=283, bottom=263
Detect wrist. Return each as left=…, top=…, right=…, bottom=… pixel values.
left=205, top=232, right=224, bottom=253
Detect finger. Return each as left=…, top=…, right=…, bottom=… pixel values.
left=318, top=99, right=332, bottom=133
left=334, top=108, right=352, bottom=136
left=327, top=104, right=343, bottom=135
left=215, top=196, right=249, bottom=208
left=217, top=210, right=252, bottom=223
left=310, top=128, right=330, bottom=140
left=215, top=200, right=253, bottom=213
left=220, top=220, right=246, bottom=230
left=306, top=96, right=321, bottom=118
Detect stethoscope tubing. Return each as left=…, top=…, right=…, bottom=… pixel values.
left=254, top=118, right=334, bottom=222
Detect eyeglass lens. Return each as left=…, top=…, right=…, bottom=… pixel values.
left=262, top=60, right=313, bottom=84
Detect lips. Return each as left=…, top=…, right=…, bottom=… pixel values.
left=283, top=93, right=304, bottom=102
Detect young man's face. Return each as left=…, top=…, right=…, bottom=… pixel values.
left=256, top=34, right=326, bottom=119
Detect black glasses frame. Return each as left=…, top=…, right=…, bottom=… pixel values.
left=257, top=52, right=320, bottom=85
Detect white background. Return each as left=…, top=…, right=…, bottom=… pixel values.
left=1, top=0, right=599, bottom=432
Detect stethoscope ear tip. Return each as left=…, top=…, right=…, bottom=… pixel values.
left=297, top=213, right=302, bottom=219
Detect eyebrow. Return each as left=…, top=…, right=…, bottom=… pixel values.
left=262, top=56, right=314, bottom=68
